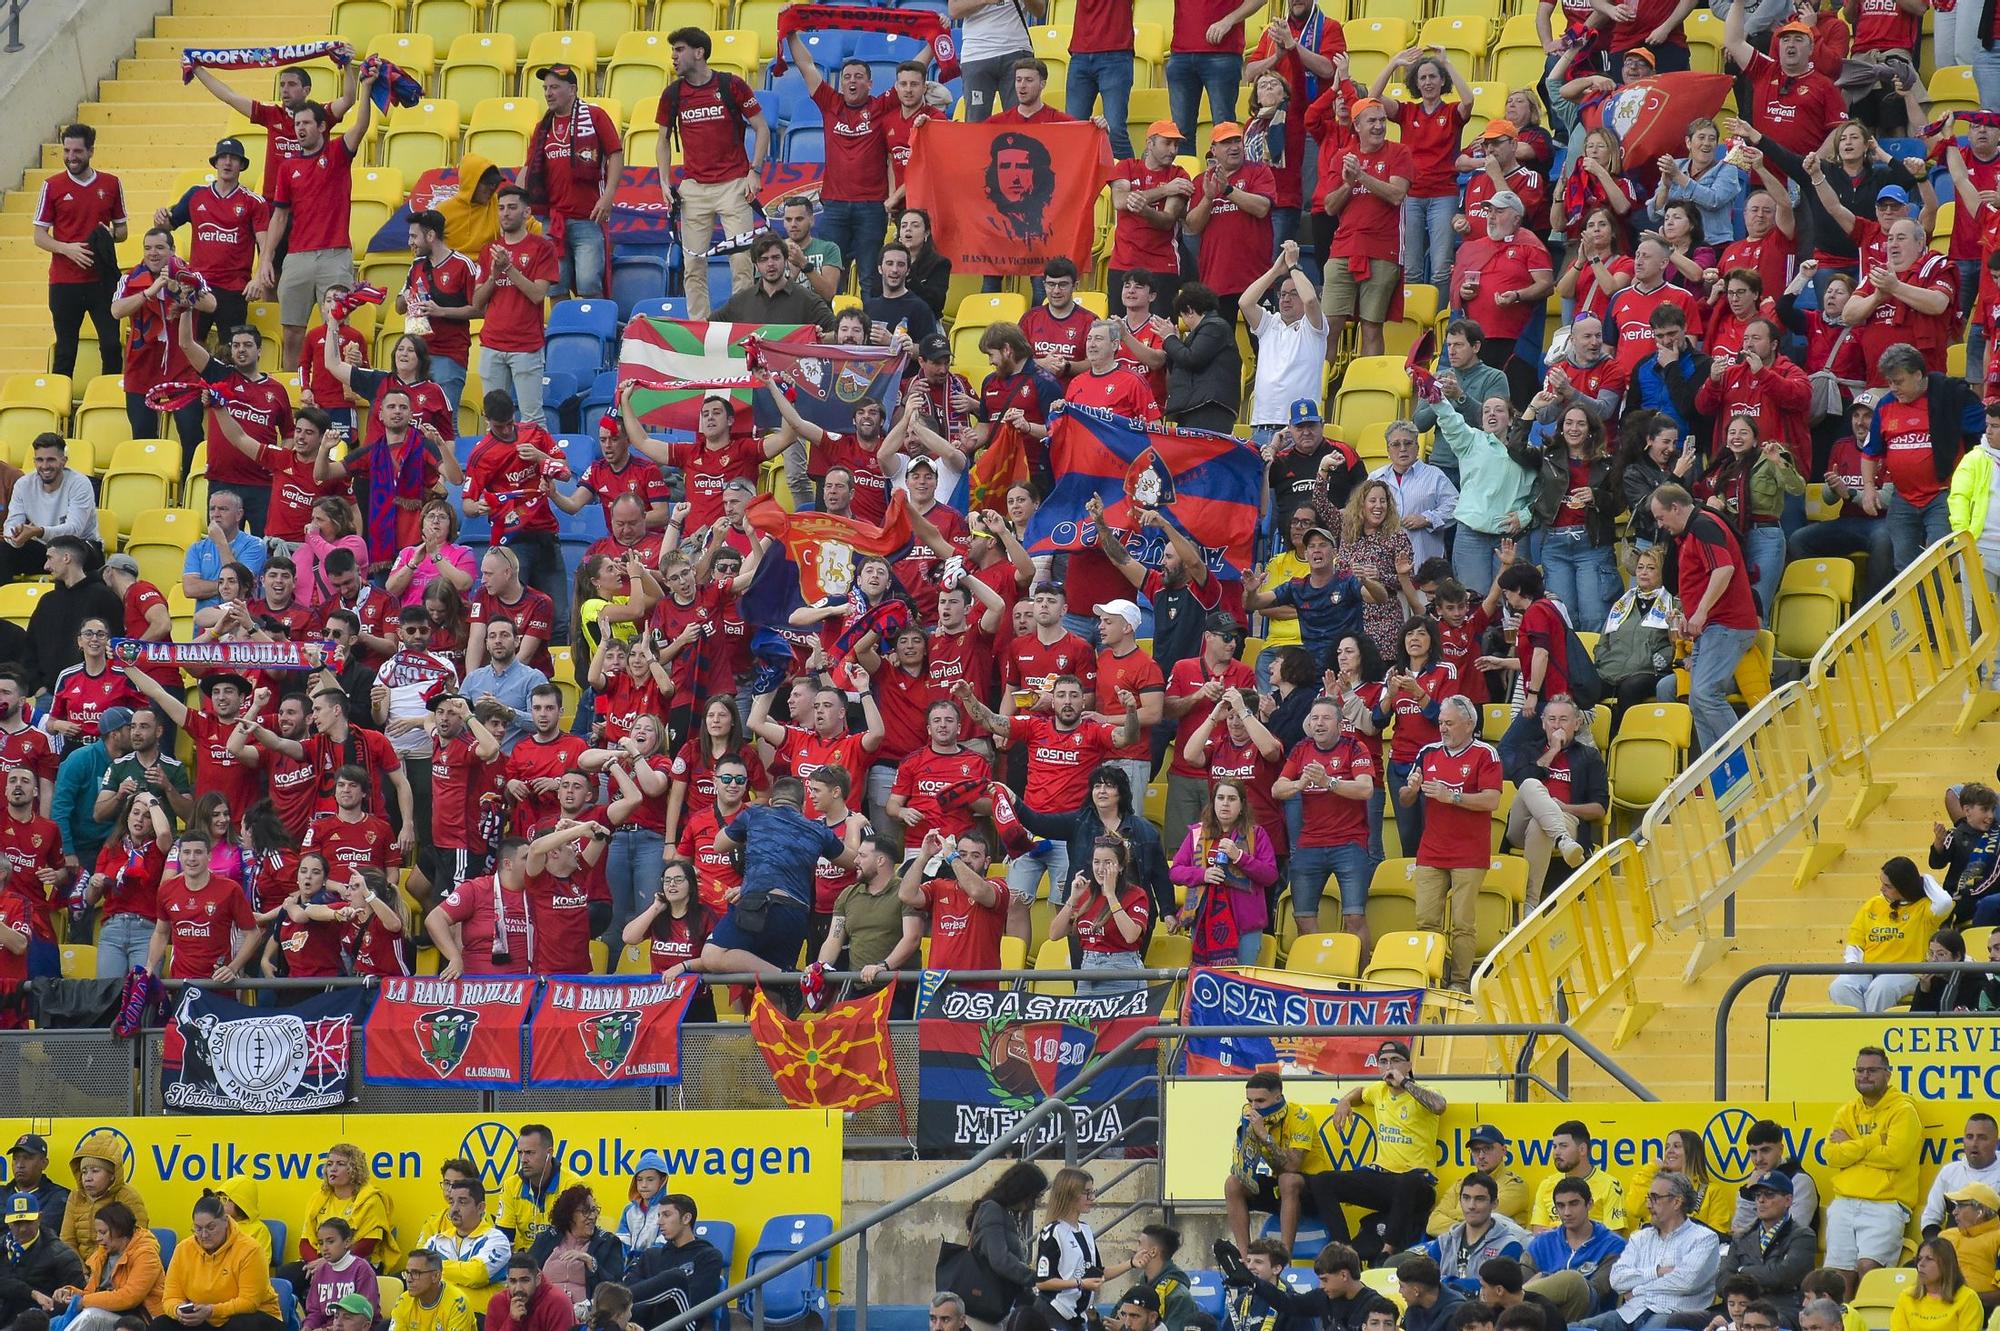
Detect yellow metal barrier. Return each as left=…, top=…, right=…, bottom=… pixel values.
left=1470, top=534, right=1996, bottom=1084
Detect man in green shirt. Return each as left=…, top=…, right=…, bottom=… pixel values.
left=780, top=196, right=843, bottom=303
left=1105, top=1225, right=1200, bottom=1331
left=91, top=706, right=191, bottom=829
left=819, top=829, right=922, bottom=1011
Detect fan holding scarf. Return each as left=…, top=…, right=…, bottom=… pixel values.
left=110, top=228, right=218, bottom=460
left=520, top=63, right=624, bottom=300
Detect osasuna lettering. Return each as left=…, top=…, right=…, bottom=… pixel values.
left=934, top=989, right=1154, bottom=1023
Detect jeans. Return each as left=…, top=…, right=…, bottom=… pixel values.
left=97, top=913, right=154, bottom=978
left=126, top=394, right=204, bottom=467
left=1960, top=257, right=1989, bottom=383
left=1745, top=525, right=1786, bottom=623
left=1289, top=842, right=1371, bottom=922
left=1068, top=52, right=1135, bottom=157
left=432, top=355, right=468, bottom=418
left=1080, top=949, right=1144, bottom=995
left=1270, top=206, right=1301, bottom=257
left=1387, top=760, right=1424, bottom=864
left=1451, top=527, right=1509, bottom=598
left=819, top=200, right=888, bottom=298
left=1789, top=514, right=1894, bottom=598
left=1686, top=623, right=1759, bottom=755
left=1571, top=1310, right=1675, bottom=1331
left=1937, top=8, right=1983, bottom=73
left=1980, top=49, right=2000, bottom=123
left=1165, top=52, right=1242, bottom=144
left=481, top=347, right=547, bottom=425
left=1886, top=490, right=1951, bottom=578
left=559, top=217, right=607, bottom=299
left=1541, top=529, right=1617, bottom=631
left=961, top=50, right=1030, bottom=121
left=603, top=826, right=666, bottom=952
left=1111, top=758, right=1154, bottom=807
left=503, top=528, right=568, bottom=635
left=1830, top=971, right=1918, bottom=1012
left=1007, top=831, right=1070, bottom=907
left=1061, top=611, right=1103, bottom=651
left=1401, top=195, right=1458, bottom=287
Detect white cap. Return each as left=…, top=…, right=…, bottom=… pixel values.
left=1093, top=599, right=1142, bottom=630
left=1487, top=189, right=1525, bottom=215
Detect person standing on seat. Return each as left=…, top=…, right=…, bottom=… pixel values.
left=657, top=29, right=770, bottom=319
left=521, top=63, right=622, bottom=301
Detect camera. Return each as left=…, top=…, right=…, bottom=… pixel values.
left=491, top=946, right=512, bottom=967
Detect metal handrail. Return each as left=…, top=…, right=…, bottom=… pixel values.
left=157, top=965, right=1192, bottom=993
left=1711, top=961, right=2000, bottom=1097
left=3, top=0, right=24, bottom=54
left=652, top=1020, right=1652, bottom=1331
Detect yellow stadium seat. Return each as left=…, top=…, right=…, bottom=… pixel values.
left=1608, top=703, right=1692, bottom=818
left=588, top=939, right=610, bottom=972
left=1125, top=87, right=1173, bottom=165
left=381, top=100, right=460, bottom=176
left=573, top=0, right=645, bottom=46
left=1030, top=25, right=1070, bottom=62
left=73, top=374, right=131, bottom=453
left=1475, top=855, right=1528, bottom=952
left=1144, top=929, right=1191, bottom=969
left=657, top=0, right=721, bottom=29
left=488, top=0, right=563, bottom=49
left=627, top=95, right=662, bottom=172
left=1417, top=15, right=1489, bottom=74
left=950, top=292, right=1030, bottom=366
left=1492, top=14, right=1545, bottom=93
left=102, top=441, right=181, bottom=529
left=708, top=29, right=761, bottom=78
left=348, top=168, right=405, bottom=259
left=615, top=943, right=651, bottom=974
left=1131, top=21, right=1167, bottom=86
left=522, top=32, right=600, bottom=94
left=586, top=96, right=625, bottom=135
left=1853, top=1268, right=1918, bottom=1331
left=0, top=582, right=51, bottom=627
left=1343, top=18, right=1411, bottom=86
left=998, top=935, right=1027, bottom=971
left=440, top=34, right=517, bottom=114
left=126, top=507, right=203, bottom=591
left=333, top=0, right=400, bottom=46
left=59, top=944, right=96, bottom=979
left=1031, top=938, right=1075, bottom=995
left=1382, top=284, right=1440, bottom=359
left=0, top=374, right=72, bottom=445
left=410, top=0, right=482, bottom=46
left=1362, top=930, right=1446, bottom=988
left=368, top=32, right=439, bottom=80
left=1963, top=925, right=1994, bottom=957
left=1333, top=354, right=1411, bottom=430
left=1287, top=931, right=1362, bottom=981
left=98, top=509, right=120, bottom=553
left=375, top=1279, right=405, bottom=1314
left=606, top=32, right=674, bottom=109
left=1683, top=9, right=1724, bottom=72
left=1364, top=858, right=1419, bottom=940
left=1772, top=558, right=1856, bottom=662
left=1928, top=64, right=1977, bottom=118
left=466, top=98, right=539, bottom=163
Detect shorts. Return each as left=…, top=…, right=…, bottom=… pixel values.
left=1823, top=1196, right=1909, bottom=1268
left=1323, top=258, right=1402, bottom=323
left=708, top=892, right=810, bottom=971
left=277, top=247, right=357, bottom=326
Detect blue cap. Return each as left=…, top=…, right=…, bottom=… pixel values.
left=1289, top=398, right=1322, bottom=425
left=1876, top=185, right=1911, bottom=207
left=1467, top=1124, right=1508, bottom=1146
left=2, top=1194, right=39, bottom=1223
left=1740, top=1171, right=1794, bottom=1198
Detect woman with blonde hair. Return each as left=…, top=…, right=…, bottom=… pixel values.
left=285, top=1143, right=398, bottom=1281
left=1626, top=1128, right=1736, bottom=1234
left=1323, top=478, right=1415, bottom=659
left=1032, top=1169, right=1102, bottom=1331
left=1552, top=127, right=1638, bottom=247
left=1892, top=1238, right=1984, bottom=1331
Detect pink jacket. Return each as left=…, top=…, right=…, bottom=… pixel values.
left=1169, top=825, right=1277, bottom=939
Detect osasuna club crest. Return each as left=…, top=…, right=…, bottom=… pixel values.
left=416, top=1006, right=481, bottom=1075
left=580, top=1009, right=642, bottom=1077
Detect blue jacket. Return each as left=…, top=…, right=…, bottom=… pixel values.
left=1626, top=346, right=1708, bottom=438
left=52, top=739, right=114, bottom=862
left=1524, top=1221, right=1626, bottom=1280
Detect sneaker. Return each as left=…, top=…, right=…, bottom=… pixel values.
left=1557, top=836, right=1586, bottom=868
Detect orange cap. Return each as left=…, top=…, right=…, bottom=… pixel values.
left=1482, top=118, right=1519, bottom=140
left=1626, top=45, right=1656, bottom=65
left=1210, top=121, right=1245, bottom=140
left=1347, top=98, right=1383, bottom=119
left=1773, top=20, right=1814, bottom=37
left=1144, top=119, right=1183, bottom=140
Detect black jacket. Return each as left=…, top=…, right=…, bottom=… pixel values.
left=1162, top=313, right=1243, bottom=417
left=0, top=1233, right=84, bottom=1318
left=1251, top=1275, right=1397, bottom=1331
left=528, top=1227, right=627, bottom=1303
left=908, top=246, right=952, bottom=318
left=1717, top=1218, right=1816, bottom=1319
left=24, top=576, right=124, bottom=694
left=626, top=1237, right=726, bottom=1320
left=1510, top=425, right=1620, bottom=546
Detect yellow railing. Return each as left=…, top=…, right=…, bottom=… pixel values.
left=1471, top=532, right=1997, bottom=1083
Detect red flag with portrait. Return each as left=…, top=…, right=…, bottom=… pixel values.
left=906, top=120, right=1114, bottom=277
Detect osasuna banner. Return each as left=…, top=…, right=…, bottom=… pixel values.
left=528, top=976, right=698, bottom=1088
left=748, top=339, right=907, bottom=436
left=1580, top=73, right=1733, bottom=167
left=617, top=316, right=815, bottom=433
left=906, top=120, right=1112, bottom=277
left=1178, top=967, right=1425, bottom=1075
left=744, top=493, right=914, bottom=606
left=161, top=985, right=365, bottom=1113
left=918, top=981, right=1170, bottom=1155
left=363, top=976, right=536, bottom=1090
left=112, top=638, right=340, bottom=671
left=1024, top=406, right=1263, bottom=580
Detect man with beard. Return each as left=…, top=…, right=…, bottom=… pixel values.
left=229, top=690, right=320, bottom=841
left=93, top=705, right=192, bottom=829
left=984, top=131, right=1057, bottom=244
left=120, top=663, right=257, bottom=812
left=763, top=378, right=892, bottom=521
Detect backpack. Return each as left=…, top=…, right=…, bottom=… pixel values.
left=662, top=72, right=755, bottom=157
left=1560, top=619, right=1605, bottom=710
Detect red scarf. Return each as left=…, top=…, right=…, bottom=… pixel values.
left=770, top=5, right=960, bottom=80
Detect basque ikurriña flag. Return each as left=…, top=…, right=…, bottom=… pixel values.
left=1024, top=406, right=1263, bottom=580
left=617, top=316, right=817, bottom=433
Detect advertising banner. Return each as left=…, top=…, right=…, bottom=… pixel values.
left=1767, top=1014, right=2000, bottom=1102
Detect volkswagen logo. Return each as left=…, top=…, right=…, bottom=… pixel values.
left=460, top=1122, right=517, bottom=1191
left=1703, top=1108, right=1761, bottom=1183
left=71, top=1129, right=136, bottom=1185
left=1320, top=1114, right=1378, bottom=1171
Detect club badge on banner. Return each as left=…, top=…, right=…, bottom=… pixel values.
left=1178, top=966, right=1425, bottom=1075
left=363, top=977, right=535, bottom=1089
left=918, top=980, right=1170, bottom=1155
left=162, top=985, right=365, bottom=1114
left=528, top=976, right=698, bottom=1087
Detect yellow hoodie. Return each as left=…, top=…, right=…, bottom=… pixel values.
left=1826, top=1087, right=1925, bottom=1204
left=302, top=1176, right=400, bottom=1272
left=1944, top=1215, right=2000, bottom=1294
left=161, top=1218, right=281, bottom=1326
left=214, top=1174, right=273, bottom=1267
left=63, top=1130, right=151, bottom=1264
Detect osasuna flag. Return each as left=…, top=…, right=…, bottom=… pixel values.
left=1024, top=405, right=1262, bottom=580
left=1582, top=73, right=1733, bottom=168
left=749, top=339, right=908, bottom=436
left=362, top=976, right=535, bottom=1089
left=748, top=984, right=900, bottom=1111
left=917, top=980, right=1168, bottom=1155
left=161, top=984, right=364, bottom=1114
left=617, top=316, right=816, bottom=432
left=907, top=120, right=1113, bottom=277
left=745, top=492, right=914, bottom=605
left=1177, top=966, right=1425, bottom=1074
left=527, top=976, right=698, bottom=1087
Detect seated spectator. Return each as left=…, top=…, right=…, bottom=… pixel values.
left=1893, top=1240, right=1984, bottom=1331
left=1320, top=1041, right=1444, bottom=1259
left=1, top=436, right=98, bottom=584
left=1714, top=1174, right=1817, bottom=1322
left=623, top=1192, right=724, bottom=1325
left=1594, top=547, right=1679, bottom=723
left=1934, top=782, right=2000, bottom=921
left=1397, top=1257, right=1464, bottom=1331
left=1225, top=1239, right=1396, bottom=1331
left=1911, top=929, right=1977, bottom=1014
left=1627, top=1131, right=1737, bottom=1235
left=484, top=1256, right=568, bottom=1331
left=61, top=1133, right=149, bottom=1266
left=1923, top=1119, right=2000, bottom=1241
left=1569, top=1173, right=1719, bottom=1331
left=1429, top=1128, right=1530, bottom=1236
left=206, top=1179, right=267, bottom=1270
left=51, top=1201, right=163, bottom=1331
left=579, top=1284, right=635, bottom=1331
left=299, top=1221, right=379, bottom=1331
left=1224, top=1072, right=1333, bottom=1256
left=1476, top=1259, right=1563, bottom=1331
left=1497, top=694, right=1602, bottom=906
left=1524, top=1178, right=1627, bottom=1321
left=1100, top=1225, right=1196, bottom=1331
left=1412, top=1173, right=1529, bottom=1296
left=1937, top=1184, right=2000, bottom=1308
left=527, top=1187, right=624, bottom=1316
left=1830, top=856, right=1952, bottom=1011
left=414, top=1181, right=510, bottom=1300
left=612, top=1155, right=671, bottom=1256
left=1732, top=1120, right=1821, bottom=1233
left=385, top=1249, right=472, bottom=1331
left=151, top=1196, right=281, bottom=1331
left=0, top=1192, right=84, bottom=1327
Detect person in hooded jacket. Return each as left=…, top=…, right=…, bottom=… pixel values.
left=206, top=1179, right=270, bottom=1271
left=51, top=1200, right=164, bottom=1331
left=60, top=1133, right=148, bottom=1267
left=625, top=1195, right=724, bottom=1326
left=614, top=1154, right=670, bottom=1255
left=150, top=1195, right=281, bottom=1331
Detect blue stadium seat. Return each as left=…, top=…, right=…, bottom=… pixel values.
left=453, top=435, right=481, bottom=467
left=545, top=298, right=620, bottom=383
left=274, top=1277, right=299, bottom=1331
left=740, top=1214, right=832, bottom=1327
left=774, top=79, right=820, bottom=128
left=152, top=1228, right=177, bottom=1268
left=695, top=1220, right=736, bottom=1331
left=850, top=31, right=924, bottom=82
left=629, top=297, right=687, bottom=323
left=1279, top=1268, right=1315, bottom=1294
left=611, top=253, right=670, bottom=320
left=558, top=433, right=603, bottom=481
left=580, top=369, right=620, bottom=425
left=449, top=484, right=491, bottom=543
left=782, top=125, right=826, bottom=164
left=1260, top=1212, right=1332, bottom=1258
left=1187, top=1270, right=1225, bottom=1317
left=707, top=255, right=736, bottom=307
left=266, top=1219, right=288, bottom=1266
left=540, top=371, right=581, bottom=433
left=790, top=31, right=852, bottom=71
left=560, top=539, right=592, bottom=595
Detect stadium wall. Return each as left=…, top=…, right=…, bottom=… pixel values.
left=0, top=0, right=170, bottom=189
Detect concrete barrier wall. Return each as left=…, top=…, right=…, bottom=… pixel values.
left=0, top=0, right=173, bottom=189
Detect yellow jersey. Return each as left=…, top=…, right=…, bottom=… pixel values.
left=1890, top=1288, right=1983, bottom=1331
left=1530, top=1169, right=1627, bottom=1232
left=1232, top=1102, right=1334, bottom=1183
left=1846, top=895, right=1943, bottom=964
left=1362, top=1082, right=1439, bottom=1175
left=389, top=1286, right=477, bottom=1331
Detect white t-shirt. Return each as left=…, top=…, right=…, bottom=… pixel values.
left=1248, top=307, right=1330, bottom=426
left=960, top=0, right=1033, bottom=62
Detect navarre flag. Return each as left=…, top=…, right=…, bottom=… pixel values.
left=362, top=976, right=536, bottom=1089
left=527, top=976, right=698, bottom=1087
left=1024, top=405, right=1262, bottom=580
left=771, top=5, right=960, bottom=79
left=745, top=492, right=914, bottom=605
left=749, top=339, right=908, bottom=436
left=1177, top=966, right=1425, bottom=1075
left=907, top=120, right=1113, bottom=277
left=967, top=421, right=1030, bottom=514
left=917, top=980, right=1168, bottom=1155
left=161, top=984, right=364, bottom=1114
left=748, top=985, right=900, bottom=1111
left=1581, top=72, right=1733, bottom=167
left=617, top=316, right=817, bottom=432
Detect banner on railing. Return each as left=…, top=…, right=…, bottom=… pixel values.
left=917, top=979, right=1170, bottom=1155
left=161, top=985, right=365, bottom=1113
left=1178, top=967, right=1425, bottom=1075
left=363, top=977, right=536, bottom=1090
left=112, top=638, right=341, bottom=671
left=527, top=976, right=699, bottom=1088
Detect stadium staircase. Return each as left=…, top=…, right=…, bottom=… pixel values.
left=0, top=0, right=339, bottom=382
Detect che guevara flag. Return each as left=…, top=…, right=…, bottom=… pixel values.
left=1023, top=405, right=1262, bottom=580
left=528, top=976, right=698, bottom=1088
left=906, top=120, right=1113, bottom=277
left=617, top=316, right=816, bottom=432
left=362, top=976, right=534, bottom=1089
left=748, top=339, right=908, bottom=436
left=1581, top=72, right=1733, bottom=167
left=748, top=984, right=900, bottom=1111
